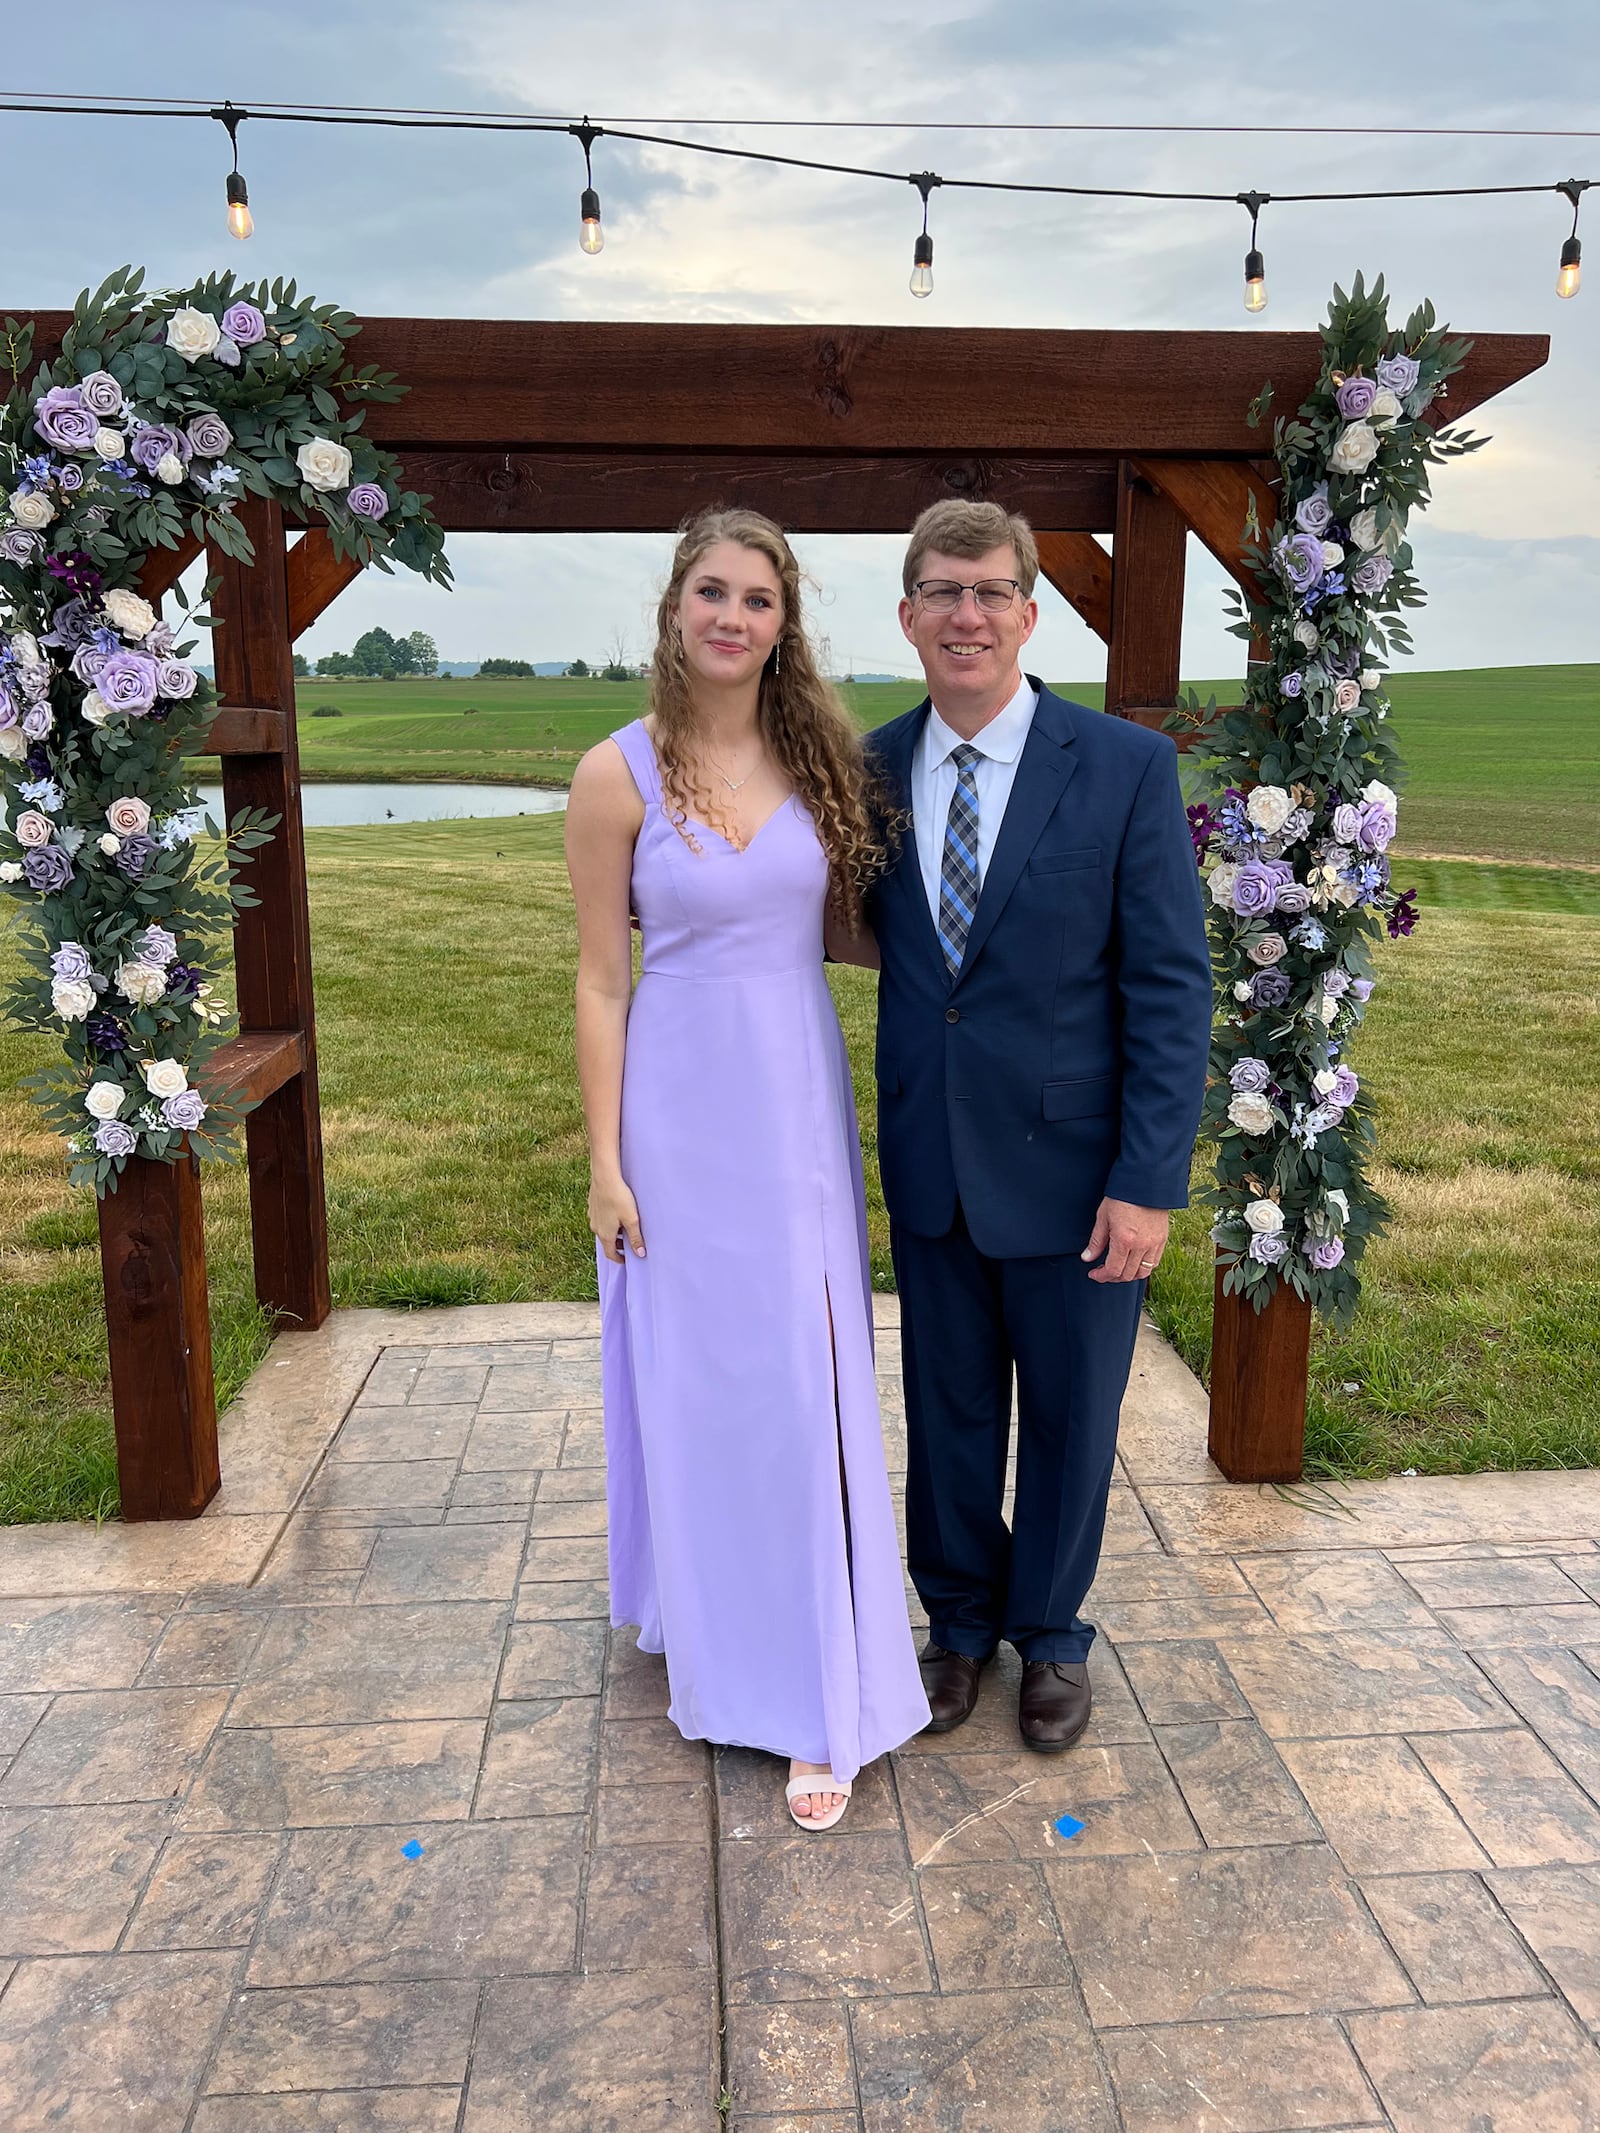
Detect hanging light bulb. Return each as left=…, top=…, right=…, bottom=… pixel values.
left=1555, top=179, right=1589, bottom=298
left=909, top=172, right=941, bottom=301
left=1237, top=191, right=1270, bottom=314
left=573, top=119, right=605, bottom=257
left=213, top=103, right=253, bottom=241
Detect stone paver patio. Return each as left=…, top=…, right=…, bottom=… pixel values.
left=3, top=1299, right=1600, bottom=2130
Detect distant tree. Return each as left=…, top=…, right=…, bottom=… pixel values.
left=292, top=651, right=309, bottom=678
left=406, top=630, right=438, bottom=676
left=310, top=704, right=343, bottom=718
left=316, top=650, right=354, bottom=677
left=601, top=660, right=632, bottom=681
left=351, top=626, right=400, bottom=678
left=565, top=658, right=591, bottom=678
left=477, top=657, right=535, bottom=678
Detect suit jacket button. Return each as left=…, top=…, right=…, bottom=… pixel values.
left=945, top=1007, right=960, bottom=1024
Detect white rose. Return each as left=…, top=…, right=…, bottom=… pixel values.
left=85, top=1080, right=127, bottom=1120
left=142, top=1056, right=189, bottom=1099
left=1369, top=388, right=1403, bottom=429
left=0, top=858, right=23, bottom=879
left=14, top=809, right=54, bottom=848
left=1320, top=541, right=1345, bottom=569
left=116, top=961, right=168, bottom=1006
left=103, top=588, right=157, bottom=640
left=1326, top=1188, right=1351, bottom=1226
left=1362, top=780, right=1397, bottom=810
left=1313, top=1068, right=1339, bottom=1096
left=1328, top=422, right=1379, bottom=475
left=1244, top=1199, right=1285, bottom=1235
left=1245, top=785, right=1294, bottom=836
left=166, top=306, right=222, bottom=361
left=1320, top=993, right=1342, bottom=1022
left=93, top=426, right=127, bottom=460
left=1227, top=1092, right=1275, bottom=1136
left=0, top=730, right=25, bottom=765
left=1207, top=862, right=1242, bottom=908
left=82, top=690, right=114, bottom=727
left=1359, top=668, right=1381, bottom=691
left=98, top=833, right=121, bottom=856
left=295, top=437, right=354, bottom=492
left=155, top=452, right=185, bottom=487
left=1232, top=980, right=1252, bottom=1002
left=1293, top=619, right=1320, bottom=649
left=1348, top=507, right=1380, bottom=552
left=106, top=795, right=152, bottom=837
left=11, top=631, right=40, bottom=665
left=10, top=491, right=55, bottom=530
left=52, top=977, right=96, bottom=1021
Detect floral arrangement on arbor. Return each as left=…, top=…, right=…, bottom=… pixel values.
left=0, top=268, right=448, bottom=1193
left=1182, top=273, right=1486, bottom=1326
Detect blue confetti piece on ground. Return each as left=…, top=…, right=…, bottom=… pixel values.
left=1054, top=1814, right=1085, bottom=1840
left=401, top=1839, right=425, bottom=1860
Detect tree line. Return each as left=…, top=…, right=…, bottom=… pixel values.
left=293, top=629, right=642, bottom=682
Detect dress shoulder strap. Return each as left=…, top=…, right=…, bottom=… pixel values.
left=609, top=718, right=663, bottom=806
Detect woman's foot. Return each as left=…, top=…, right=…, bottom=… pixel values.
left=787, top=1759, right=850, bottom=1830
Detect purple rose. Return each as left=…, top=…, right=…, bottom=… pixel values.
left=186, top=411, right=233, bottom=459
left=96, top=650, right=160, bottom=714
left=42, top=596, right=95, bottom=650
left=1229, top=861, right=1283, bottom=918
left=1307, top=1236, right=1346, bottom=1271
left=156, top=659, right=198, bottom=700
left=1229, top=1057, right=1271, bottom=1095
left=161, top=1088, right=208, bottom=1132
left=1332, top=802, right=1363, bottom=845
left=128, top=423, right=193, bottom=475
left=346, top=482, right=390, bottom=521
left=1277, top=533, right=1326, bottom=596
left=94, top=1117, right=138, bottom=1157
left=33, top=384, right=99, bottom=453
left=221, top=301, right=268, bottom=347
left=79, top=370, right=125, bottom=418
left=0, top=527, right=40, bottom=563
left=22, top=845, right=73, bottom=892
left=1330, top=1066, right=1360, bottom=1108
left=1376, top=353, right=1420, bottom=396
left=143, top=620, right=176, bottom=656
left=21, top=704, right=52, bottom=740
left=71, top=642, right=108, bottom=685
left=1293, top=484, right=1333, bottom=536
left=114, top=833, right=157, bottom=880
left=1335, top=376, right=1378, bottom=420
left=1322, top=969, right=1352, bottom=1000
left=1351, top=977, right=1374, bottom=1003
left=1349, top=551, right=1394, bottom=597
left=136, top=923, right=179, bottom=966
left=51, top=941, right=93, bottom=982
left=1249, top=1232, right=1290, bottom=1266
left=1280, top=670, right=1303, bottom=698
left=1250, top=969, right=1292, bottom=1009
left=1274, top=881, right=1312, bottom=915
left=1356, top=799, right=1396, bottom=852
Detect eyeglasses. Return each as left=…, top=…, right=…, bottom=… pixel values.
left=911, top=577, right=1022, bottom=614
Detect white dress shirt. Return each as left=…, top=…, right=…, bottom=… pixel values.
left=911, top=674, right=1039, bottom=920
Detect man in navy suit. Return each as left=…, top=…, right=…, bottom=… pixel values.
left=864, top=499, right=1212, bottom=1751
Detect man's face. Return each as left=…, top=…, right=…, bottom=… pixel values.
left=898, top=543, right=1039, bottom=712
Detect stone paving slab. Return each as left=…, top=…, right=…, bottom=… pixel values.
left=0, top=1299, right=1598, bottom=2129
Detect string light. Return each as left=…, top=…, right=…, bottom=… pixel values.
left=1239, top=190, right=1268, bottom=313
left=214, top=102, right=253, bottom=240
left=910, top=172, right=939, bottom=299
left=572, top=118, right=604, bottom=256
left=1556, top=177, right=1588, bottom=298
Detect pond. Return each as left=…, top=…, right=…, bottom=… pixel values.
left=196, top=782, right=569, bottom=828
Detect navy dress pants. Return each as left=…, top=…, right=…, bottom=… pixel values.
left=891, top=1202, right=1145, bottom=1664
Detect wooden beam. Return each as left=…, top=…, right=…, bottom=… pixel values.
left=1208, top=1268, right=1312, bottom=1481
left=209, top=498, right=332, bottom=1334
left=1105, top=461, right=1187, bottom=718
left=134, top=533, right=204, bottom=606
left=1034, top=531, right=1113, bottom=642
left=201, top=706, right=288, bottom=755
left=96, top=1153, right=219, bottom=1520
left=17, top=317, right=1550, bottom=456
left=199, top=1029, right=306, bottom=1109
left=392, top=450, right=1119, bottom=534
left=287, top=528, right=365, bottom=639
left=1131, top=457, right=1280, bottom=590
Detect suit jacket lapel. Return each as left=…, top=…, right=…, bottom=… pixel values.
left=952, top=683, right=1080, bottom=988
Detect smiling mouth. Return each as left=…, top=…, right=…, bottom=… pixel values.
left=943, top=644, right=990, bottom=658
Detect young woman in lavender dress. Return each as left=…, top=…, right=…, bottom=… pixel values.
left=564, top=509, right=929, bottom=1829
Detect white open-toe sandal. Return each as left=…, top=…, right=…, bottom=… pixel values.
left=785, top=1769, right=852, bottom=1833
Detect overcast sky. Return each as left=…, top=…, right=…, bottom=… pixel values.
left=6, top=2, right=1598, bottom=682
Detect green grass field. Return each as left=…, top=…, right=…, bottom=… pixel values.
left=266, top=662, right=1599, bottom=866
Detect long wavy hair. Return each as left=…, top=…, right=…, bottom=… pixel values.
left=647, top=509, right=894, bottom=931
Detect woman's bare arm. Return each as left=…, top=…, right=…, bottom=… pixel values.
left=824, top=902, right=881, bottom=970
left=565, top=741, right=647, bottom=1260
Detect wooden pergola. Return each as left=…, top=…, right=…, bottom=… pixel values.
left=23, top=314, right=1547, bottom=1515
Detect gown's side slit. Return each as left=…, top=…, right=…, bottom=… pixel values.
left=825, top=1278, right=856, bottom=1600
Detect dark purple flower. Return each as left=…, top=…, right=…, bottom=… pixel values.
left=221, top=300, right=268, bottom=347
left=128, top=423, right=193, bottom=475
left=1250, top=969, right=1292, bottom=1009
left=165, top=962, right=201, bottom=998
left=46, top=552, right=102, bottom=595
left=22, top=844, right=73, bottom=892
left=1388, top=888, right=1420, bottom=938
left=33, top=384, right=98, bottom=453
left=1376, top=353, right=1420, bottom=396
left=25, top=742, right=51, bottom=776
left=1277, top=532, right=1326, bottom=596
left=1335, top=376, right=1378, bottom=420
left=1327, top=641, right=1362, bottom=678
left=96, top=650, right=160, bottom=714
left=1293, top=483, right=1333, bottom=536
left=86, top=1012, right=128, bottom=1053
left=113, top=833, right=157, bottom=880
left=346, top=482, right=390, bottom=521
left=1307, top=1236, right=1346, bottom=1271
left=1187, top=803, right=1218, bottom=862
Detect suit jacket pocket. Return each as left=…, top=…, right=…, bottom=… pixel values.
left=1030, top=845, right=1101, bottom=874
left=1042, top=1074, right=1115, bottom=1121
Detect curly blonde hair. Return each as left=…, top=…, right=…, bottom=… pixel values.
left=647, top=508, right=893, bottom=930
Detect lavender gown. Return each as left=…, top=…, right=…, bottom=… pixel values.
left=598, top=720, right=930, bottom=1782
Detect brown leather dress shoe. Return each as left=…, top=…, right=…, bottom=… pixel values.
left=1019, top=1660, right=1092, bottom=1753
left=918, top=1641, right=990, bottom=1734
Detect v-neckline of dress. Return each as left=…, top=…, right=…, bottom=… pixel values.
left=637, top=724, right=796, bottom=854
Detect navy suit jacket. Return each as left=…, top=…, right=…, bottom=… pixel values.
left=864, top=678, right=1213, bottom=1260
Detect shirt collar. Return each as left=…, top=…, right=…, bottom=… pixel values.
left=925, top=674, right=1038, bottom=770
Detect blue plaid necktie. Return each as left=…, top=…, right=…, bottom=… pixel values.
left=937, top=742, right=981, bottom=977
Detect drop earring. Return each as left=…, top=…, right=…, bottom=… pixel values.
left=773, top=638, right=783, bottom=676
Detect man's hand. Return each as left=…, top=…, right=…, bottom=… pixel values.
left=1081, top=1198, right=1169, bottom=1284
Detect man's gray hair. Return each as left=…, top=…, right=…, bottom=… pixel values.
left=902, top=500, right=1040, bottom=598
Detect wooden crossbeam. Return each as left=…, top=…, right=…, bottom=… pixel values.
left=287, top=528, right=365, bottom=638
left=135, top=533, right=204, bottom=605
left=202, top=705, right=288, bottom=754
left=1034, top=531, right=1113, bottom=642
left=1132, top=456, right=1280, bottom=590
left=199, top=1029, right=306, bottom=1108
